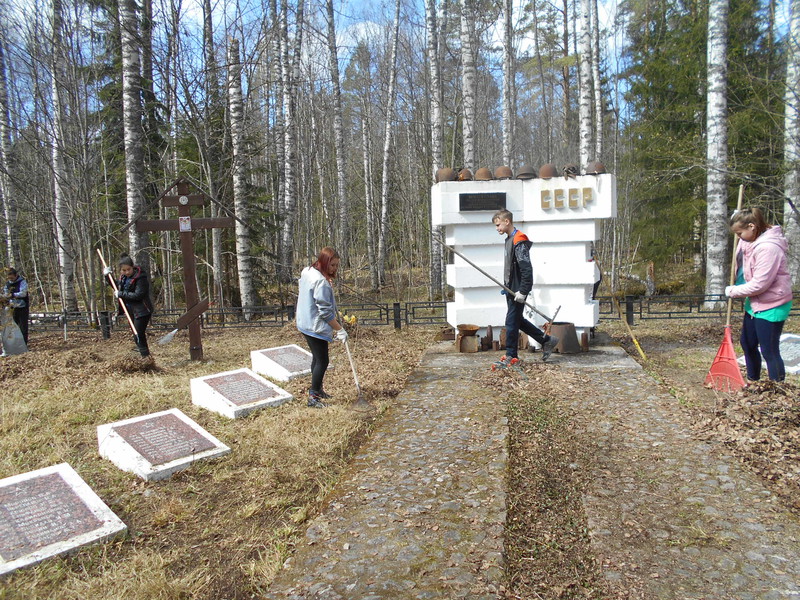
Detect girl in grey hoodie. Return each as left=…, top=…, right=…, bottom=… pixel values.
left=726, top=207, right=794, bottom=382
left=296, top=247, right=348, bottom=407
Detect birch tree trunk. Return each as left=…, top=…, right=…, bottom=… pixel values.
left=227, top=37, right=257, bottom=317
left=502, top=0, right=514, bottom=168
left=202, top=0, right=223, bottom=306
left=377, top=0, right=401, bottom=288
left=326, top=0, right=348, bottom=262
left=784, top=0, right=800, bottom=280
left=0, top=30, right=19, bottom=267
left=591, top=0, right=603, bottom=160
left=460, top=0, right=476, bottom=170
left=560, top=0, right=572, bottom=149
left=577, top=0, right=593, bottom=171
left=425, top=0, right=444, bottom=297
left=704, top=0, right=730, bottom=298
left=118, top=0, right=149, bottom=270
left=51, top=0, right=77, bottom=311
left=532, top=0, right=552, bottom=160
left=278, top=0, right=304, bottom=283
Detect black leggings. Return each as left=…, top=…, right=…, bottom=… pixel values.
left=133, top=314, right=151, bottom=357
left=740, top=312, right=785, bottom=381
left=302, top=333, right=329, bottom=393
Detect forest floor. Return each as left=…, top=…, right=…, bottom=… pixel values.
left=0, top=316, right=799, bottom=599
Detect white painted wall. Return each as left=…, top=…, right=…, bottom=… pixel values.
left=432, top=173, right=616, bottom=340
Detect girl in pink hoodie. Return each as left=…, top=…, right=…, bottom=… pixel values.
left=725, top=207, right=794, bottom=382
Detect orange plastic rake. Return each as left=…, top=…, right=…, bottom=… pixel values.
left=704, top=185, right=746, bottom=392
left=705, top=325, right=746, bottom=391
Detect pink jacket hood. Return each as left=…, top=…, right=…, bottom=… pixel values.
left=729, top=225, right=793, bottom=312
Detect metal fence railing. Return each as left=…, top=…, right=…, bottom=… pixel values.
left=25, top=292, right=800, bottom=334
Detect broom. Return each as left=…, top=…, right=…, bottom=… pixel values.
left=704, top=185, right=747, bottom=392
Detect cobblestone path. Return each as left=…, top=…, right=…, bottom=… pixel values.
left=267, top=341, right=800, bottom=599
left=266, top=345, right=507, bottom=599
left=563, top=345, right=800, bottom=599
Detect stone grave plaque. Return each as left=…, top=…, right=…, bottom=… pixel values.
left=97, top=408, right=230, bottom=481
left=251, top=344, right=315, bottom=381
left=0, top=463, right=126, bottom=575
left=191, top=368, right=292, bottom=419
left=738, top=334, right=800, bottom=375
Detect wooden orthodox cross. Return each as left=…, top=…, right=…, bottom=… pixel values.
left=136, top=178, right=234, bottom=360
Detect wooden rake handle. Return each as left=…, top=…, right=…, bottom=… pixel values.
left=96, top=248, right=138, bottom=338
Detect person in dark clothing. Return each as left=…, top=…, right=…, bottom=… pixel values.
left=492, top=209, right=558, bottom=362
left=3, top=267, right=29, bottom=346
left=104, top=255, right=153, bottom=357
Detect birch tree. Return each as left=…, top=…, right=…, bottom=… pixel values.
left=278, top=0, right=304, bottom=283
left=326, top=0, right=348, bottom=262
left=426, top=0, right=444, bottom=296
left=502, top=0, right=514, bottom=167
left=704, top=0, right=729, bottom=298
left=0, top=25, right=18, bottom=267
left=118, top=0, right=149, bottom=269
left=591, top=0, right=603, bottom=160
left=51, top=0, right=77, bottom=310
left=460, top=0, right=477, bottom=170
left=228, top=37, right=257, bottom=317
left=577, top=0, right=593, bottom=170
left=377, top=0, right=401, bottom=287
left=784, top=0, right=800, bottom=280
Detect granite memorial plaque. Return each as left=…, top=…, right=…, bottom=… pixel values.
left=97, top=408, right=230, bottom=481
left=0, top=463, right=126, bottom=575
left=737, top=333, right=800, bottom=375
left=191, top=368, right=292, bottom=418
left=251, top=344, right=315, bottom=381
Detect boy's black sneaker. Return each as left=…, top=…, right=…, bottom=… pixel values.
left=541, top=335, right=559, bottom=361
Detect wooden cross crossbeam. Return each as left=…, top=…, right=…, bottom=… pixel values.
left=135, top=178, right=234, bottom=360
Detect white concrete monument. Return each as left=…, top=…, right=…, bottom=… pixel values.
left=191, top=367, right=293, bottom=418
left=432, top=168, right=616, bottom=340
left=0, top=463, right=127, bottom=575
left=97, top=408, right=230, bottom=481
left=251, top=344, right=313, bottom=381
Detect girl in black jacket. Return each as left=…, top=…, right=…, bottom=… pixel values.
left=105, top=255, right=153, bottom=357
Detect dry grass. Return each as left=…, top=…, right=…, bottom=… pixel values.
left=0, top=324, right=434, bottom=599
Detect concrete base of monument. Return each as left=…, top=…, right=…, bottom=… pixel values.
left=97, top=408, right=231, bottom=481
left=0, top=463, right=127, bottom=575
left=190, top=367, right=293, bottom=418
left=250, top=343, right=314, bottom=381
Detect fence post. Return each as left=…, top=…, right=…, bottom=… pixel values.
left=99, top=311, right=111, bottom=339
left=625, top=295, right=635, bottom=326
left=287, top=305, right=295, bottom=322
left=393, top=302, right=402, bottom=330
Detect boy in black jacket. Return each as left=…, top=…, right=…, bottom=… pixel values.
left=492, top=210, right=558, bottom=362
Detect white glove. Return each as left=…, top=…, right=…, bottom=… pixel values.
left=724, top=285, right=735, bottom=297
left=103, top=266, right=113, bottom=276
left=514, top=291, right=527, bottom=304
left=335, top=329, right=348, bottom=342
left=114, top=290, right=121, bottom=299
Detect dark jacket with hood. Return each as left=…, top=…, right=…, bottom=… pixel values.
left=116, top=267, right=153, bottom=319
left=504, top=228, right=533, bottom=296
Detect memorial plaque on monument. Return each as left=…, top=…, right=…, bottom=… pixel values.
left=0, top=463, right=126, bottom=575
left=191, top=368, right=293, bottom=419
left=97, top=408, right=230, bottom=481
left=251, top=344, right=317, bottom=381
left=738, top=334, right=800, bottom=375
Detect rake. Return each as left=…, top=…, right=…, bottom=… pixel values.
left=704, top=185, right=747, bottom=392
